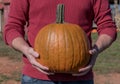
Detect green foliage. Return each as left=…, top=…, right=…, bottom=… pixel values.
left=0, top=72, right=21, bottom=83
left=0, top=74, right=10, bottom=82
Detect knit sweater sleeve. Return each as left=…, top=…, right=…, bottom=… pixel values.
left=93, top=0, right=117, bottom=41
left=3, top=0, right=29, bottom=46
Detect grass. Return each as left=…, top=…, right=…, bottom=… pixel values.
left=0, top=33, right=22, bottom=83
left=0, top=72, right=21, bottom=83
left=0, top=74, right=10, bottom=83
left=0, top=33, right=22, bottom=61
left=92, top=32, right=120, bottom=74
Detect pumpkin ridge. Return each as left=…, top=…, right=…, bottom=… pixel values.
left=74, top=25, right=85, bottom=67
left=42, top=27, right=50, bottom=66
left=63, top=24, right=73, bottom=72
left=70, top=25, right=82, bottom=71
left=65, top=25, right=74, bottom=71
left=75, top=25, right=90, bottom=67
left=55, top=24, right=60, bottom=70
left=72, top=25, right=81, bottom=70
left=63, top=26, right=66, bottom=72
left=76, top=25, right=87, bottom=68
left=57, top=25, right=67, bottom=72
left=80, top=28, right=90, bottom=66
left=52, top=25, right=57, bottom=72
left=70, top=27, right=77, bottom=71
left=57, top=25, right=60, bottom=72
left=53, top=24, right=60, bottom=72
left=46, top=27, right=50, bottom=62
left=53, top=24, right=61, bottom=72
left=77, top=26, right=85, bottom=67
left=57, top=24, right=60, bottom=72
left=35, top=27, right=47, bottom=65
left=48, top=25, right=55, bottom=71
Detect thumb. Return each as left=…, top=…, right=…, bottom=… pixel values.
left=89, top=49, right=96, bottom=55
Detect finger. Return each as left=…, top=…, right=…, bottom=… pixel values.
left=89, top=49, right=96, bottom=55
left=33, top=65, right=54, bottom=75
left=28, top=48, right=39, bottom=57
left=26, top=48, right=54, bottom=75
left=27, top=54, right=49, bottom=70
left=26, top=50, right=50, bottom=71
left=72, top=72, right=87, bottom=76
left=89, top=50, right=93, bottom=55
left=31, top=59, right=49, bottom=70
left=78, top=65, right=92, bottom=72
left=72, top=69, right=90, bottom=76
left=28, top=54, right=53, bottom=75
left=72, top=65, right=92, bottom=76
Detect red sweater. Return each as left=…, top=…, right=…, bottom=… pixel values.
left=3, top=0, right=116, bottom=81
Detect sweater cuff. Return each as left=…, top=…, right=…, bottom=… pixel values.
left=4, top=32, right=24, bottom=47
left=98, top=27, right=117, bottom=41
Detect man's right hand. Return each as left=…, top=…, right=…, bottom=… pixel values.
left=12, top=37, right=54, bottom=75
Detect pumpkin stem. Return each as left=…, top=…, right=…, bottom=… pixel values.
left=56, top=4, right=65, bottom=23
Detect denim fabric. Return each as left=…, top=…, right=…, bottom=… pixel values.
left=22, top=75, right=94, bottom=84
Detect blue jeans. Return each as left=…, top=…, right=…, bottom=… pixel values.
left=22, top=75, right=94, bottom=84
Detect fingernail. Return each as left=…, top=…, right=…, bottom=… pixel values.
left=34, top=52, right=39, bottom=57
left=44, top=66, right=49, bottom=70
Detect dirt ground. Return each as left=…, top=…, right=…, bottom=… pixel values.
left=0, top=57, right=120, bottom=84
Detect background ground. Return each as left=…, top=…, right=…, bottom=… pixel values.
left=0, top=32, right=120, bottom=84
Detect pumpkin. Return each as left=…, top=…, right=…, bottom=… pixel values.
left=92, top=29, right=97, bottom=33
left=34, top=4, right=90, bottom=73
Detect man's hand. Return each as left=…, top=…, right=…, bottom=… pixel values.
left=12, top=37, right=54, bottom=75
left=23, top=47, right=54, bottom=75
left=72, top=47, right=99, bottom=76
left=72, top=34, right=115, bottom=76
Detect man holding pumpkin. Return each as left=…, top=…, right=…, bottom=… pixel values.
left=3, top=0, right=117, bottom=84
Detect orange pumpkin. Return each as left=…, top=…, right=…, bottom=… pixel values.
left=34, top=4, right=90, bottom=73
